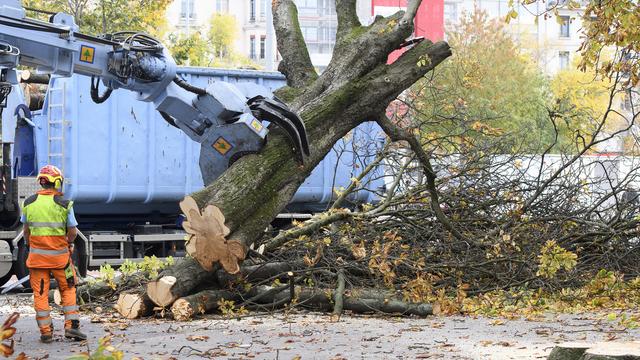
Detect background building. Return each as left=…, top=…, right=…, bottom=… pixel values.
left=442, top=0, right=586, bottom=75
left=166, top=0, right=445, bottom=71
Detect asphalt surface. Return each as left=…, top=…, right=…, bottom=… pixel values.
left=0, top=293, right=639, bottom=360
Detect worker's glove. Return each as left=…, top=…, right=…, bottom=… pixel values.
left=68, top=244, right=74, bottom=254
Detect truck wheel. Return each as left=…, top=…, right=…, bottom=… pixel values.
left=0, top=263, right=13, bottom=288
left=0, top=240, right=14, bottom=287
left=71, top=237, right=88, bottom=278
left=15, top=241, right=29, bottom=289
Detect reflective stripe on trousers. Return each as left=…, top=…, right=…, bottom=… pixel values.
left=35, top=310, right=52, bottom=326
left=63, top=305, right=80, bottom=321
left=36, top=317, right=52, bottom=326
left=30, top=248, right=69, bottom=255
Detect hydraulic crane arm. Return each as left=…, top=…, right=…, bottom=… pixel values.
left=0, top=0, right=309, bottom=184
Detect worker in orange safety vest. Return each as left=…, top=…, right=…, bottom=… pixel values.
left=21, top=165, right=87, bottom=343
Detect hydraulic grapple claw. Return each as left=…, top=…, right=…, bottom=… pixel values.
left=248, top=96, right=310, bottom=164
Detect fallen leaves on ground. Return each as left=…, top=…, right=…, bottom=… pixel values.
left=186, top=335, right=210, bottom=342
left=0, top=313, right=19, bottom=357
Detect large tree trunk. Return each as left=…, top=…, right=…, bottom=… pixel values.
left=146, top=0, right=451, bottom=307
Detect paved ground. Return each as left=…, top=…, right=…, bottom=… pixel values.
left=0, top=293, right=638, bottom=360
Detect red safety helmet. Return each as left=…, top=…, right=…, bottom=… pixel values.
left=37, top=165, right=64, bottom=189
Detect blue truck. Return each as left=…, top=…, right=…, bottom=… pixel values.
left=0, top=67, right=386, bottom=286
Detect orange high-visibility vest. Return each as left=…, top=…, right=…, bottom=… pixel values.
left=22, top=189, right=72, bottom=269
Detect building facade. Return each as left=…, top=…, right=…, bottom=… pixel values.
left=442, top=0, right=585, bottom=75
left=166, top=0, right=445, bottom=70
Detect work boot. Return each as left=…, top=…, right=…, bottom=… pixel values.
left=64, top=328, right=87, bottom=341
left=40, top=333, right=53, bottom=343
left=65, top=321, right=87, bottom=341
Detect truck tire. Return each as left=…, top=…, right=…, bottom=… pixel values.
left=16, top=237, right=88, bottom=289
left=15, top=241, right=29, bottom=287
left=0, top=263, right=13, bottom=288
left=72, top=237, right=88, bottom=278
left=0, top=240, right=14, bottom=287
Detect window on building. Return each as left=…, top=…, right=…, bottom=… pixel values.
left=260, top=0, right=267, bottom=19
left=300, top=25, right=318, bottom=42
left=250, top=35, right=256, bottom=59
left=319, top=0, right=335, bottom=16
left=180, top=0, right=196, bottom=19
left=296, top=0, right=318, bottom=16
left=250, top=0, right=256, bottom=22
left=215, top=0, right=229, bottom=13
left=559, top=51, right=570, bottom=70
left=559, top=16, right=570, bottom=38
left=260, top=35, right=266, bottom=59
left=443, top=2, right=458, bottom=23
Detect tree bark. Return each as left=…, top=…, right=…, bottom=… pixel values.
left=147, top=258, right=214, bottom=307
left=170, top=289, right=238, bottom=321
left=548, top=342, right=640, bottom=360
left=151, top=0, right=451, bottom=307
left=19, top=71, right=50, bottom=84
left=147, top=259, right=301, bottom=307
left=171, top=285, right=431, bottom=320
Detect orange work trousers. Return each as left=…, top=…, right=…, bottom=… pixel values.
left=30, top=268, right=79, bottom=335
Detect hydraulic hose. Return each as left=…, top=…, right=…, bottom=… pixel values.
left=173, top=76, right=207, bottom=96
left=90, top=76, right=113, bottom=104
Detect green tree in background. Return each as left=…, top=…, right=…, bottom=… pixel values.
left=168, top=14, right=255, bottom=69
left=23, top=1, right=253, bottom=69
left=23, top=0, right=170, bottom=37
left=412, top=9, right=552, bottom=152
left=208, top=13, right=237, bottom=59
left=509, top=0, right=640, bottom=86
left=549, top=59, right=627, bottom=151
left=167, top=32, right=211, bottom=67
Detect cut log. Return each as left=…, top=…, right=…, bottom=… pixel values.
left=244, top=286, right=432, bottom=316
left=46, top=289, right=62, bottom=306
left=548, top=342, right=640, bottom=360
left=343, top=297, right=432, bottom=316
left=548, top=343, right=591, bottom=360
left=23, top=84, right=45, bottom=111
left=20, top=71, right=50, bottom=84
left=170, top=289, right=238, bottom=321
left=146, top=257, right=216, bottom=307
left=147, top=276, right=177, bottom=308
left=215, top=261, right=298, bottom=287
left=115, top=292, right=154, bottom=319
left=583, top=342, right=640, bottom=360
left=53, top=289, right=61, bottom=306
left=147, top=258, right=299, bottom=308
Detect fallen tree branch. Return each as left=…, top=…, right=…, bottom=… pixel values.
left=332, top=269, right=346, bottom=320
left=376, top=114, right=465, bottom=241
left=265, top=211, right=353, bottom=252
